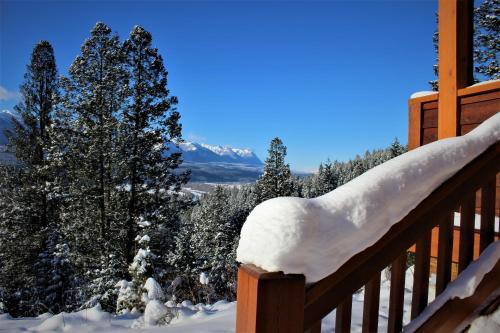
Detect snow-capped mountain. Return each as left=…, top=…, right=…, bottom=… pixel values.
left=171, top=141, right=264, bottom=182
left=0, top=110, right=19, bottom=145
left=172, top=141, right=263, bottom=165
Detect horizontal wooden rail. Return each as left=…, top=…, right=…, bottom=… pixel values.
left=302, top=141, right=500, bottom=330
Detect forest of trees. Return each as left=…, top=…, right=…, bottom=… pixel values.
left=0, top=30, right=406, bottom=318
left=0, top=23, right=189, bottom=317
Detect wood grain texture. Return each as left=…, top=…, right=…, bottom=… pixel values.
left=460, top=123, right=478, bottom=135
left=236, top=265, right=306, bottom=333
left=458, top=82, right=500, bottom=97
left=408, top=102, right=422, bottom=150
left=422, top=108, right=438, bottom=129
left=422, top=128, right=438, bottom=145
left=460, top=99, right=499, bottom=125
left=409, top=93, right=438, bottom=104
left=438, top=0, right=473, bottom=139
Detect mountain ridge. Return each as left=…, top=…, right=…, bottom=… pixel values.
left=0, top=110, right=19, bottom=145
left=170, top=141, right=263, bottom=165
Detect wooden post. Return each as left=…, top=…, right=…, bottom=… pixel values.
left=437, top=0, right=473, bottom=139
left=408, top=100, right=422, bottom=150
left=236, top=264, right=306, bottom=333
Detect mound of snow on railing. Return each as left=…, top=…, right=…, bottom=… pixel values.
left=237, top=113, right=500, bottom=283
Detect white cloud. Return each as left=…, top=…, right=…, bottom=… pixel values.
left=0, top=86, right=20, bottom=101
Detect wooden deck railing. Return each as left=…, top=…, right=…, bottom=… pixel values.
left=236, top=140, right=500, bottom=333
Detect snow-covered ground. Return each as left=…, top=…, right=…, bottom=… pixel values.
left=468, top=306, right=500, bottom=333
left=3, top=253, right=499, bottom=333
left=0, top=267, right=429, bottom=333
left=0, top=301, right=236, bottom=333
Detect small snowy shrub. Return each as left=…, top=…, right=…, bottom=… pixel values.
left=129, top=234, right=155, bottom=287
left=143, top=277, right=165, bottom=303
left=0, top=288, right=6, bottom=314
left=115, top=280, right=140, bottom=314
left=144, top=299, right=173, bottom=326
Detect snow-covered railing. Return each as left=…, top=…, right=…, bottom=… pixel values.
left=235, top=115, right=500, bottom=333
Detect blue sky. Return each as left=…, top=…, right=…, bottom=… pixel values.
left=0, top=0, right=438, bottom=171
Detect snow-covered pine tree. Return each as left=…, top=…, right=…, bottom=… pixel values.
left=121, top=25, right=189, bottom=265
left=55, top=22, right=129, bottom=310
left=168, top=213, right=199, bottom=302
left=116, top=233, right=156, bottom=313
left=186, top=186, right=242, bottom=301
left=35, top=228, right=74, bottom=313
left=315, top=160, right=337, bottom=196
left=474, top=0, right=499, bottom=79
left=60, top=21, right=128, bottom=245
left=256, top=137, right=293, bottom=202
left=0, top=41, right=60, bottom=316
left=82, top=253, right=124, bottom=312
left=388, top=137, right=406, bottom=158
left=209, top=188, right=241, bottom=300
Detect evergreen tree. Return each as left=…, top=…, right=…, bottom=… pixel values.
left=60, top=21, right=128, bottom=246
left=116, top=232, right=155, bottom=313
left=0, top=41, right=60, bottom=316
left=121, top=25, right=189, bottom=264
left=474, top=0, right=499, bottom=79
left=168, top=213, right=199, bottom=302
left=388, top=137, right=406, bottom=158
left=256, top=137, right=293, bottom=202
left=55, top=22, right=129, bottom=308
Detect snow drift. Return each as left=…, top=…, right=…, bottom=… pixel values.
left=237, top=113, right=500, bottom=283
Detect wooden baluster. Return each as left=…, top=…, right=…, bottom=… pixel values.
left=362, top=274, right=381, bottom=333
left=411, top=230, right=432, bottom=319
left=335, top=296, right=352, bottom=333
left=480, top=179, right=496, bottom=253
left=235, top=265, right=305, bottom=333
left=388, top=253, right=406, bottom=333
left=458, top=192, right=475, bottom=273
left=436, top=212, right=454, bottom=295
